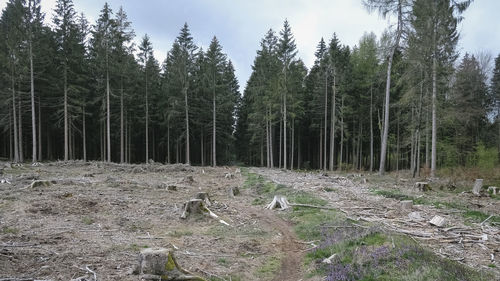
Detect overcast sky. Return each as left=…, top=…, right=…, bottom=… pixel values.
left=1, top=0, right=499, bottom=89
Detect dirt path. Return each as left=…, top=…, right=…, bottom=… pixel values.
left=249, top=207, right=305, bottom=281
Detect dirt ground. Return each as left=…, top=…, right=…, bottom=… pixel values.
left=0, top=162, right=498, bottom=280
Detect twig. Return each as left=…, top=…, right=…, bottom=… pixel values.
left=85, top=266, right=97, bottom=281
left=480, top=215, right=493, bottom=226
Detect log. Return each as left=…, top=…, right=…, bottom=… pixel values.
left=472, top=179, right=483, bottom=196
left=134, top=248, right=206, bottom=281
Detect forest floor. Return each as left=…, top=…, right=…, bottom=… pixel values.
left=0, top=161, right=498, bottom=280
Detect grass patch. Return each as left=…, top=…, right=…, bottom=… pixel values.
left=256, top=255, right=281, bottom=279
left=81, top=216, right=94, bottom=225
left=464, top=210, right=500, bottom=224
left=2, top=226, right=19, bottom=234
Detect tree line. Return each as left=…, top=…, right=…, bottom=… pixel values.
left=0, top=0, right=239, bottom=166
left=1, top=0, right=499, bottom=174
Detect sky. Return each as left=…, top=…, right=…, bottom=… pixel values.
left=1, top=0, right=499, bottom=89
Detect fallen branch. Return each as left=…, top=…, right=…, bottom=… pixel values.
left=480, top=215, right=493, bottom=226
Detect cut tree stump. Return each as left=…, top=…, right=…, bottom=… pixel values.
left=134, top=248, right=206, bottom=281
left=266, top=195, right=290, bottom=210
left=429, top=215, right=446, bottom=227
left=180, top=199, right=229, bottom=226
left=228, top=186, right=239, bottom=197
left=400, top=200, right=413, bottom=210
left=414, top=182, right=431, bottom=192
left=472, top=179, right=483, bottom=196
left=167, top=185, right=177, bottom=191
left=195, top=192, right=211, bottom=206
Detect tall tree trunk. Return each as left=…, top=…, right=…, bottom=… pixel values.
left=266, top=111, right=270, bottom=168
left=431, top=54, right=437, bottom=178
left=12, top=71, right=19, bottom=162
left=9, top=111, right=13, bottom=161
left=297, top=128, right=301, bottom=169
left=319, top=121, right=323, bottom=170
left=201, top=130, right=204, bottom=166
left=18, top=97, right=23, bottom=162
left=339, top=96, right=344, bottom=171
left=145, top=70, right=149, bottom=163
left=82, top=106, right=86, bottom=162
left=184, top=87, right=190, bottom=164
left=324, top=74, right=328, bottom=171
left=30, top=40, right=36, bottom=163
left=260, top=134, right=264, bottom=167
left=370, top=86, right=374, bottom=172
left=212, top=81, right=216, bottom=167
left=120, top=82, right=124, bottom=163
left=283, top=72, right=287, bottom=170
left=269, top=110, right=274, bottom=168
left=329, top=74, right=336, bottom=171
left=106, top=62, right=111, bottom=163
left=64, top=66, right=68, bottom=161
left=379, top=0, right=403, bottom=175
left=167, top=120, right=170, bottom=164
left=291, top=120, right=295, bottom=170
left=38, top=96, right=42, bottom=161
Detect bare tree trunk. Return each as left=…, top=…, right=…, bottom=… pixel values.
left=10, top=111, right=13, bottom=161
left=167, top=120, right=170, bottom=164
left=145, top=70, right=149, bottom=163
left=379, top=0, right=403, bottom=175
left=19, top=97, right=23, bottom=162
left=82, top=106, right=86, bottom=162
left=319, top=121, right=323, bottom=170
left=339, top=96, right=344, bottom=171
left=283, top=88, right=287, bottom=170
left=184, top=87, right=190, bottom=164
left=106, top=63, right=111, bottom=163
left=396, top=110, right=400, bottom=172
left=212, top=82, right=216, bottom=167
left=370, top=86, right=374, bottom=172
left=12, top=71, right=19, bottom=162
left=269, top=110, right=274, bottom=168
left=201, top=130, right=204, bottom=166
left=425, top=98, right=430, bottom=168
left=260, top=134, right=264, bottom=167
left=38, top=96, right=42, bottom=161
left=120, top=83, right=124, bottom=163
left=324, top=74, right=328, bottom=171
left=30, top=40, right=36, bottom=163
left=279, top=108, right=282, bottom=169
left=329, top=74, right=336, bottom=171
left=297, top=128, right=301, bottom=169
left=291, top=120, right=295, bottom=170
left=431, top=55, right=437, bottom=178
left=64, top=66, right=68, bottom=161
left=266, top=111, right=270, bottom=168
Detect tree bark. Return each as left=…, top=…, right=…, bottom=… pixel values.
left=184, top=87, right=190, bottom=165
left=379, top=0, right=403, bottom=175
left=30, top=40, right=36, bottom=163
left=145, top=67, right=149, bottom=163
left=120, top=82, right=124, bottom=163
left=329, top=74, right=336, bottom=171
left=291, top=119, right=295, bottom=170
left=12, top=69, right=19, bottom=162
left=431, top=53, right=437, bottom=178
left=19, top=95, right=23, bottom=162
left=324, top=73, right=328, bottom=171
left=339, top=96, right=344, bottom=170
left=212, top=77, right=216, bottom=167
left=283, top=70, right=287, bottom=170
left=82, top=106, right=86, bottom=162
left=106, top=55, right=111, bottom=163
left=64, top=66, right=68, bottom=161
left=38, top=96, right=42, bottom=161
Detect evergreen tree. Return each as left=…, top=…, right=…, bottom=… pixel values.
left=492, top=54, right=500, bottom=161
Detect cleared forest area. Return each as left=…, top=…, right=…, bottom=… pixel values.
left=0, top=162, right=498, bottom=280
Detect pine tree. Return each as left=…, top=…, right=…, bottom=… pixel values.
left=139, top=34, right=153, bottom=162
left=492, top=54, right=500, bottom=161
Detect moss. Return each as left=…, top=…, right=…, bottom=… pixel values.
left=165, top=252, right=176, bottom=271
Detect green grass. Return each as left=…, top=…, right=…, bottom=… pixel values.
left=167, top=229, right=193, bottom=237
left=464, top=210, right=500, bottom=224
left=81, top=216, right=94, bottom=225
left=2, top=226, right=19, bottom=234
left=256, top=255, right=281, bottom=279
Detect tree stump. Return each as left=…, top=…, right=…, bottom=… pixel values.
left=266, top=195, right=290, bottom=210
left=180, top=199, right=229, bottom=226
left=414, top=182, right=431, bottom=192
left=400, top=200, right=413, bottom=210
left=195, top=192, right=211, bottom=206
left=472, top=179, right=483, bottom=196
left=228, top=186, right=240, bottom=197
left=134, top=248, right=206, bottom=281
left=29, top=180, right=55, bottom=188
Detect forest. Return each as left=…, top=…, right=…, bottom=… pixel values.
left=0, top=0, right=499, bottom=176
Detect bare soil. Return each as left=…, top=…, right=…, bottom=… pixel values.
left=0, top=162, right=304, bottom=280
left=1, top=162, right=498, bottom=280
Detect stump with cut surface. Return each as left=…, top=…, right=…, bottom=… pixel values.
left=266, top=195, right=290, bottom=210
left=400, top=200, right=413, bottom=210
left=473, top=179, right=483, bottom=196
left=414, top=182, right=431, bottom=192
left=228, top=186, right=240, bottom=197
left=180, top=199, right=230, bottom=226
left=134, top=248, right=206, bottom=281
left=429, top=215, right=446, bottom=227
